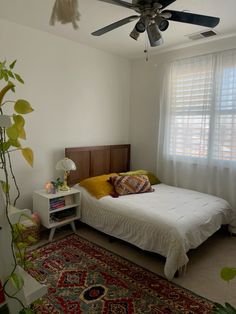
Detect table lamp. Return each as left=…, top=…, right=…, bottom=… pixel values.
left=56, top=158, right=76, bottom=191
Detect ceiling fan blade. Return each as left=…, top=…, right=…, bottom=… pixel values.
left=92, top=15, right=139, bottom=36
left=163, top=10, right=220, bottom=28
left=98, top=0, right=135, bottom=9
left=158, top=0, right=176, bottom=9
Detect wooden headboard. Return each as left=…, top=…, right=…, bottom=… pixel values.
left=65, top=144, right=130, bottom=186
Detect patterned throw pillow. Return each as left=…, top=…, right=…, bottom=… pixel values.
left=119, top=169, right=161, bottom=185
left=109, top=175, right=154, bottom=196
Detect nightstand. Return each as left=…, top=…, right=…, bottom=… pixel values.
left=33, top=188, right=81, bottom=241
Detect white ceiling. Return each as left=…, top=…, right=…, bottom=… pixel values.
left=0, top=0, right=236, bottom=59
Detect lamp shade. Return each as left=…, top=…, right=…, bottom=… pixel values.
left=56, top=158, right=76, bottom=171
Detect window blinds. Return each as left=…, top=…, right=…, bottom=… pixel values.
left=169, top=50, right=236, bottom=162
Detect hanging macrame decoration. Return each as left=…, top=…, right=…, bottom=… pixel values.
left=50, top=0, right=81, bottom=30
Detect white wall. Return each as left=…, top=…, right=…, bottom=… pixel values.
left=130, top=35, right=236, bottom=173
left=0, top=19, right=131, bottom=209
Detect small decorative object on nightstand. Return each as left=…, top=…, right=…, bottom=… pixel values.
left=45, top=181, right=54, bottom=194
left=33, top=188, right=81, bottom=242
left=56, top=158, right=76, bottom=191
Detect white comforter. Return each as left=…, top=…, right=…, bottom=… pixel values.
left=75, top=183, right=236, bottom=280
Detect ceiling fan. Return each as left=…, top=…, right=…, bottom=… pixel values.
left=92, top=0, right=220, bottom=47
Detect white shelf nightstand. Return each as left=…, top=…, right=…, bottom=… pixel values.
left=33, top=188, right=81, bottom=241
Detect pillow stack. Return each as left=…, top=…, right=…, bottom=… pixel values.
left=79, top=169, right=160, bottom=199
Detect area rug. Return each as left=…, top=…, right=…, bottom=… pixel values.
left=28, top=234, right=214, bottom=314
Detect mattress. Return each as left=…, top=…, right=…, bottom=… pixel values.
left=75, top=183, right=236, bottom=280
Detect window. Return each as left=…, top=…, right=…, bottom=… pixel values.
left=169, top=51, right=236, bottom=161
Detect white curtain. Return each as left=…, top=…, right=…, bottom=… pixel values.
left=157, top=49, right=236, bottom=209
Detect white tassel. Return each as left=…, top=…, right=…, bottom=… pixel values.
left=50, top=0, right=81, bottom=30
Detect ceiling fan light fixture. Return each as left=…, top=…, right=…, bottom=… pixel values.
left=130, top=16, right=147, bottom=40
left=135, top=20, right=146, bottom=33
left=159, top=19, right=169, bottom=31
left=147, top=22, right=163, bottom=47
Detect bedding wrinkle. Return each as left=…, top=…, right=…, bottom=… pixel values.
left=75, top=183, right=235, bottom=280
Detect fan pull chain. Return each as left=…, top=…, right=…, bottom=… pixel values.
left=144, top=32, right=149, bottom=62
left=50, top=0, right=81, bottom=30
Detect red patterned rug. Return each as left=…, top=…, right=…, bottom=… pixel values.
left=28, top=234, right=214, bottom=314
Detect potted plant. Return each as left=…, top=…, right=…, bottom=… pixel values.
left=214, top=267, right=236, bottom=313
left=0, top=60, right=46, bottom=313
left=51, top=178, right=63, bottom=193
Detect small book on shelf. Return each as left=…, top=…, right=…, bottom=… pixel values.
left=49, top=197, right=65, bottom=210
left=50, top=208, right=75, bottom=222
left=64, top=195, right=74, bottom=206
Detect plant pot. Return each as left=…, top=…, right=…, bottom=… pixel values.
left=5, top=266, right=47, bottom=313
left=0, top=187, right=47, bottom=313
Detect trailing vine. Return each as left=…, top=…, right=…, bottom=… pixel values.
left=0, top=60, right=34, bottom=313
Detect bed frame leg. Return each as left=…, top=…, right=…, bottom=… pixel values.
left=228, top=225, right=236, bottom=235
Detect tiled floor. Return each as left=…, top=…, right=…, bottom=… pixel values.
left=37, top=222, right=236, bottom=307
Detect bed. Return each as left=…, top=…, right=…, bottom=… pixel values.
left=65, top=144, right=236, bottom=280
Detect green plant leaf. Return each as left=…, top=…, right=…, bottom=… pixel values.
left=34, top=298, right=44, bottom=305
left=19, top=308, right=35, bottom=314
left=10, top=84, right=15, bottom=93
left=220, top=267, right=236, bottom=282
left=18, top=127, right=26, bottom=140
left=31, top=252, right=40, bottom=258
left=13, top=114, right=25, bottom=129
left=13, top=114, right=25, bottom=140
left=15, top=252, right=22, bottom=259
left=2, top=71, right=8, bottom=82
left=10, top=272, right=24, bottom=291
left=24, top=261, right=35, bottom=269
left=9, top=139, right=21, bottom=148
left=6, top=125, right=19, bottom=140
left=214, top=304, right=228, bottom=313
left=9, top=60, right=17, bottom=69
left=15, top=223, right=26, bottom=232
left=14, top=73, right=24, bottom=84
left=7, top=70, right=14, bottom=78
left=27, top=235, right=37, bottom=243
left=17, top=242, right=28, bottom=250
left=14, top=99, right=33, bottom=114
left=1, top=141, right=11, bottom=152
left=0, top=60, right=7, bottom=70
left=214, top=303, right=236, bottom=314
left=0, top=82, right=15, bottom=105
left=0, top=180, right=10, bottom=194
left=21, top=147, right=34, bottom=167
left=225, top=303, right=236, bottom=313
left=12, top=225, right=19, bottom=241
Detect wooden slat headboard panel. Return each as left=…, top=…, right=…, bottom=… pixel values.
left=65, top=144, right=130, bottom=186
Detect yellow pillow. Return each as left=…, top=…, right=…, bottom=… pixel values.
left=79, top=173, right=118, bottom=199
left=119, top=169, right=161, bottom=185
